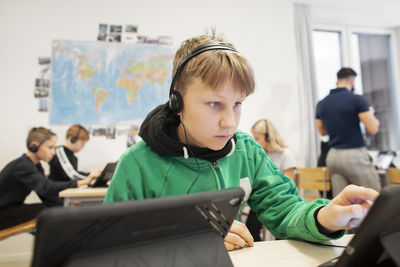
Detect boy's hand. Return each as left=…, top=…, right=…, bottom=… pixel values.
left=224, top=220, right=254, bottom=250
left=317, top=185, right=379, bottom=232
left=77, top=170, right=102, bottom=187
left=89, top=170, right=102, bottom=179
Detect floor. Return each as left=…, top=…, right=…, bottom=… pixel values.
left=0, top=233, right=33, bottom=267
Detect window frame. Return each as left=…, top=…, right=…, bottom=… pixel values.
left=312, top=23, right=400, bottom=150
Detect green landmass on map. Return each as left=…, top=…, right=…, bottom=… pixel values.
left=92, top=86, right=108, bottom=112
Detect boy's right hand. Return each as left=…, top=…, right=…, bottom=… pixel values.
left=89, top=170, right=102, bottom=179
left=77, top=170, right=102, bottom=187
left=224, top=220, right=254, bottom=251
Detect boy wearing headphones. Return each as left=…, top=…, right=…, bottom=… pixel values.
left=104, top=33, right=378, bottom=250
left=49, top=124, right=101, bottom=182
left=0, top=127, right=97, bottom=230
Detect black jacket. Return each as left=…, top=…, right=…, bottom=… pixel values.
left=49, top=146, right=89, bottom=181
left=0, top=154, right=77, bottom=218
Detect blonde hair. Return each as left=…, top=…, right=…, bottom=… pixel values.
left=172, top=32, right=255, bottom=96
left=66, top=124, right=89, bottom=142
left=251, top=119, right=287, bottom=152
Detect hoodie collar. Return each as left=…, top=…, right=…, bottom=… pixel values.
left=139, top=103, right=237, bottom=162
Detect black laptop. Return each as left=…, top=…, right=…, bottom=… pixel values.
left=319, top=185, right=400, bottom=267
left=90, top=162, right=117, bottom=188
left=31, top=188, right=245, bottom=267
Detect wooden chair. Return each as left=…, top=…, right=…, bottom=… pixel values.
left=0, top=219, right=36, bottom=241
left=386, top=168, right=400, bottom=185
left=296, top=167, right=331, bottom=201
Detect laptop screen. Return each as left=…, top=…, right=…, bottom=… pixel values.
left=376, top=153, right=395, bottom=170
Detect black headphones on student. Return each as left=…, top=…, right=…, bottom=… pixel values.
left=28, top=131, right=55, bottom=153
left=168, top=43, right=238, bottom=114
left=70, top=125, right=83, bottom=144
left=263, top=119, right=270, bottom=142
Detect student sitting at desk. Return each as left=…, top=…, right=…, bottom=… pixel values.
left=0, top=127, right=97, bottom=230
left=246, top=119, right=298, bottom=241
left=49, top=124, right=101, bottom=182
left=104, top=32, right=378, bottom=250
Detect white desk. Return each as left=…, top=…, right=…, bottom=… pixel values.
left=59, top=187, right=108, bottom=207
left=229, top=234, right=353, bottom=267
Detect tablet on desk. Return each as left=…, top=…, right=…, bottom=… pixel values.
left=319, top=186, right=400, bottom=267
left=31, top=188, right=244, bottom=267
left=90, top=161, right=117, bottom=188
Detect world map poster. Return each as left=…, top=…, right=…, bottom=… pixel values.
left=50, top=40, right=176, bottom=125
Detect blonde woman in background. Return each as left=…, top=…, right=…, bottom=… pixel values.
left=251, top=119, right=297, bottom=180
left=246, top=119, right=298, bottom=241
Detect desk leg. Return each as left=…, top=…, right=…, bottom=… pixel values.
left=64, top=197, right=70, bottom=207
left=380, top=173, right=389, bottom=187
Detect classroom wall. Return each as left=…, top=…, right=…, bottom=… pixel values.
left=0, top=0, right=303, bottom=170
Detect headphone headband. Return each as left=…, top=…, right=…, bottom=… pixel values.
left=29, top=131, right=55, bottom=153
left=263, top=119, right=270, bottom=142
left=71, top=125, right=83, bottom=144
left=169, top=43, right=238, bottom=96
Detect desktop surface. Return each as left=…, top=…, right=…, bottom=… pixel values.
left=59, top=187, right=108, bottom=206
left=229, top=235, right=352, bottom=267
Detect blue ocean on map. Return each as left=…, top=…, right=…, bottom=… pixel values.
left=50, top=40, right=176, bottom=125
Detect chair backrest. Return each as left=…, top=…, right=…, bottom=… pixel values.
left=296, top=167, right=331, bottom=199
left=0, top=219, right=36, bottom=240
left=386, top=168, right=400, bottom=185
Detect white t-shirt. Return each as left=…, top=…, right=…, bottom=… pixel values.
left=267, top=148, right=297, bottom=173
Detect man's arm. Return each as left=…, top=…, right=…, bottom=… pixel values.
left=359, top=106, right=380, bottom=135
left=315, top=119, right=328, bottom=136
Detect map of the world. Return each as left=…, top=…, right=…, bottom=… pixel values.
left=50, top=40, right=176, bottom=125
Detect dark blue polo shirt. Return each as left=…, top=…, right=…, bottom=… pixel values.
left=316, top=88, right=370, bottom=149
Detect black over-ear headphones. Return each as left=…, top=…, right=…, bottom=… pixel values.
left=28, top=131, right=55, bottom=153
left=168, top=43, right=238, bottom=114
left=70, top=125, right=83, bottom=144
left=264, top=119, right=270, bottom=142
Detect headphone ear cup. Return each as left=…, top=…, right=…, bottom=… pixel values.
left=70, top=125, right=82, bottom=144
left=264, top=119, right=270, bottom=142
left=29, top=144, right=39, bottom=153
left=169, top=91, right=183, bottom=114
left=265, top=133, right=270, bottom=142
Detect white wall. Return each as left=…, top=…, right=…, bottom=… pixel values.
left=0, top=0, right=302, bottom=170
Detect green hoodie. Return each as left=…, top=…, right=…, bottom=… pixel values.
left=104, top=130, right=343, bottom=242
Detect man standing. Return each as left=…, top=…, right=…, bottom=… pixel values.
left=315, top=67, right=381, bottom=197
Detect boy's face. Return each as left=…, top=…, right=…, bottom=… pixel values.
left=177, top=78, right=246, bottom=151
left=36, top=135, right=57, bottom=162
left=70, top=139, right=87, bottom=153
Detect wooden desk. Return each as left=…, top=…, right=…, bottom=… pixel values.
left=59, top=187, right=108, bottom=207
left=229, top=234, right=353, bottom=267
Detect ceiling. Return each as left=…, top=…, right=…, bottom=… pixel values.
left=295, top=0, right=400, bottom=28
